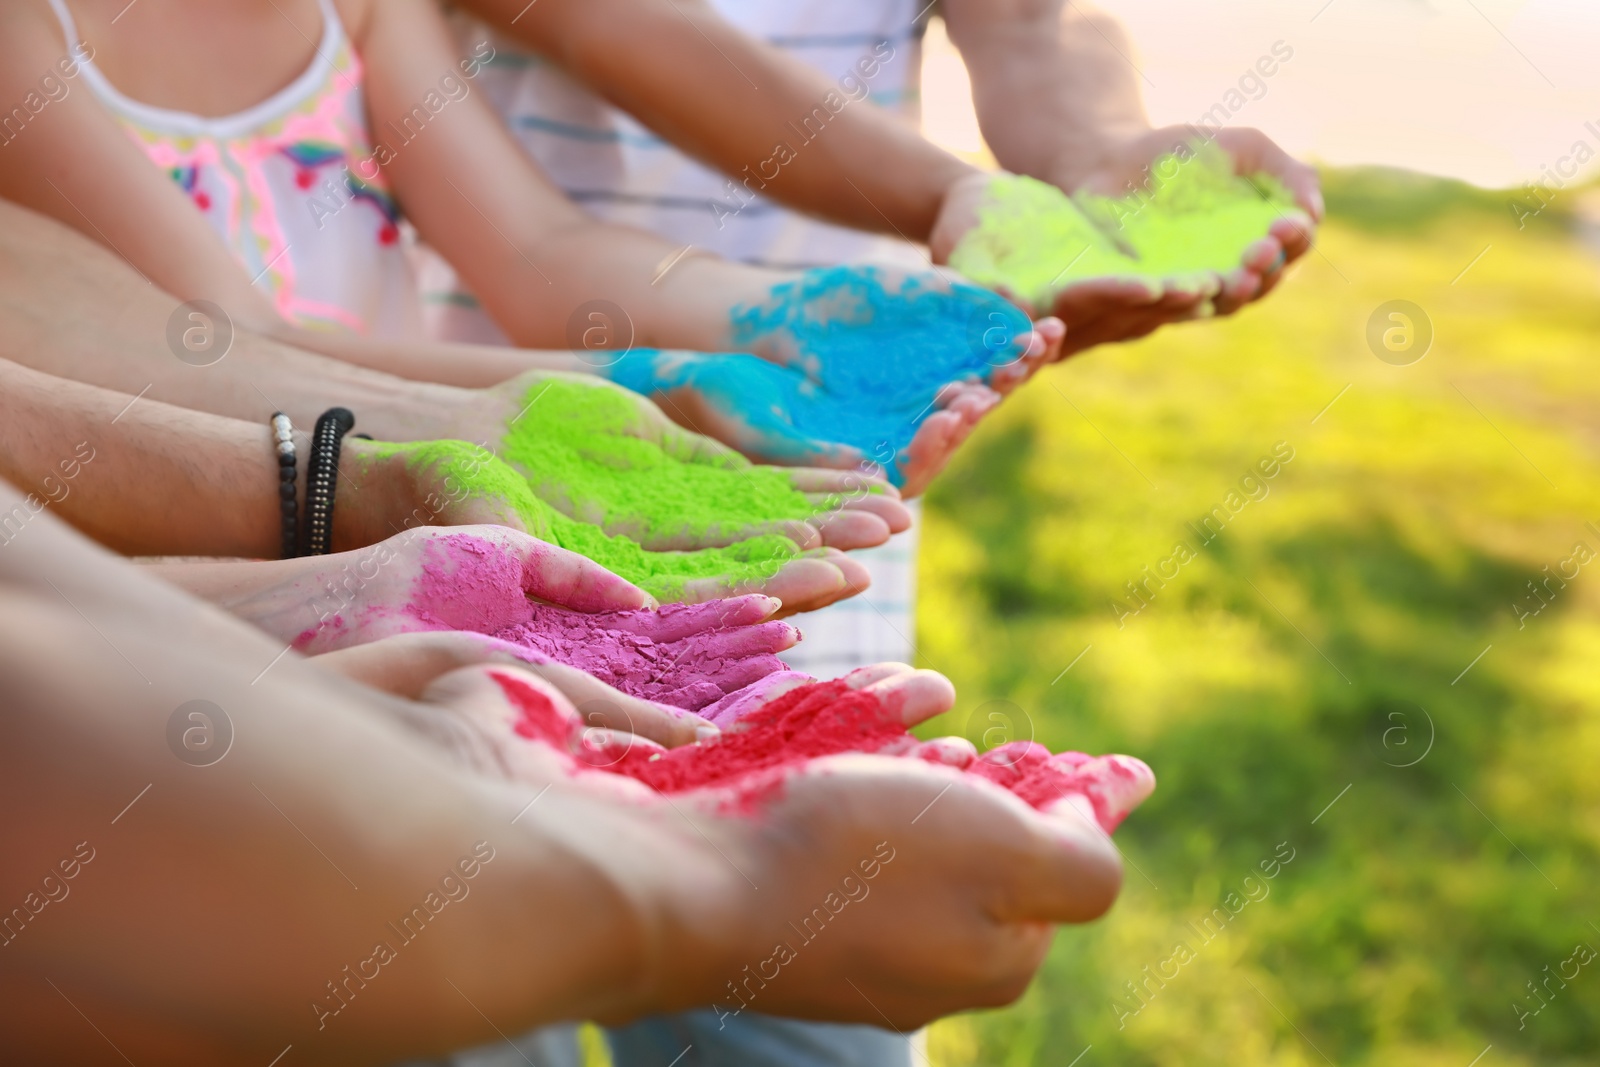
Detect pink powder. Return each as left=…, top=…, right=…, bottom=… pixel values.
left=490, top=601, right=795, bottom=711
left=411, top=534, right=797, bottom=710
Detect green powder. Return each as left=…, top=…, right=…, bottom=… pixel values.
left=363, top=385, right=812, bottom=601
left=949, top=141, right=1298, bottom=307
left=499, top=378, right=821, bottom=545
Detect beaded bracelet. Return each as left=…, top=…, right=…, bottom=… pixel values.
left=300, top=407, right=356, bottom=557
left=270, top=412, right=298, bottom=560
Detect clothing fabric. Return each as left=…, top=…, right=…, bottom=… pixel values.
left=604, top=1011, right=922, bottom=1067
left=49, top=0, right=420, bottom=337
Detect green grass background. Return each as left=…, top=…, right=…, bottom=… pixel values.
left=915, top=167, right=1600, bottom=1065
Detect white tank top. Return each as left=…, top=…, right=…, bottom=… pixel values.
left=48, top=0, right=422, bottom=339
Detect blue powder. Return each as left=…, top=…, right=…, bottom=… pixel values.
left=604, top=267, right=1031, bottom=484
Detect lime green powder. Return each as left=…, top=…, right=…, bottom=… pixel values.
left=500, top=379, right=819, bottom=544
left=949, top=141, right=1299, bottom=307
left=371, top=379, right=838, bottom=599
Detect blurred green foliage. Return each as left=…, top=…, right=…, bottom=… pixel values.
left=919, top=167, right=1600, bottom=1065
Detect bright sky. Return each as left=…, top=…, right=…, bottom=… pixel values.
left=921, top=0, right=1600, bottom=190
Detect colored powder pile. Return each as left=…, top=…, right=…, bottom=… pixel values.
left=500, top=379, right=820, bottom=545
left=607, top=266, right=1033, bottom=485
left=498, top=673, right=1154, bottom=828
left=367, top=438, right=800, bottom=600
left=407, top=533, right=796, bottom=710
left=949, top=140, right=1298, bottom=307
left=491, top=602, right=794, bottom=712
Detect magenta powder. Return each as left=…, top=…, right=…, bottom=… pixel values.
left=409, top=533, right=797, bottom=710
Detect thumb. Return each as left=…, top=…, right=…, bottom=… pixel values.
left=506, top=535, right=655, bottom=613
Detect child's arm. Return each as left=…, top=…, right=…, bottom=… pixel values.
left=356, top=0, right=783, bottom=355
left=458, top=0, right=980, bottom=241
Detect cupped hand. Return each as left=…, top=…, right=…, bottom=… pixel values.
left=455, top=371, right=908, bottom=551
left=313, top=629, right=715, bottom=748
left=339, top=435, right=878, bottom=611
left=603, top=327, right=1060, bottom=499
left=1059, top=124, right=1320, bottom=320
left=932, top=126, right=1319, bottom=353
left=398, top=662, right=1149, bottom=1027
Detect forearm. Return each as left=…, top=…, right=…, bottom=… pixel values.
left=270, top=323, right=591, bottom=389
left=948, top=0, right=1150, bottom=188
left=0, top=199, right=573, bottom=426
left=0, top=359, right=293, bottom=557
left=0, top=492, right=646, bottom=1063
left=463, top=0, right=976, bottom=241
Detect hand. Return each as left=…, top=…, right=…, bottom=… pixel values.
left=340, top=438, right=879, bottom=613
left=1062, top=125, right=1320, bottom=317
left=612, top=266, right=1066, bottom=492
left=932, top=127, right=1320, bottom=356
left=221, top=524, right=810, bottom=713
left=413, top=662, right=1142, bottom=1029
left=422, top=371, right=910, bottom=551
left=605, top=350, right=1036, bottom=498
left=314, top=630, right=718, bottom=748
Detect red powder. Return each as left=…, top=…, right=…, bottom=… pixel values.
left=598, top=680, right=903, bottom=794
left=968, top=742, right=1152, bottom=832
left=494, top=671, right=572, bottom=744
left=491, top=673, right=1152, bottom=831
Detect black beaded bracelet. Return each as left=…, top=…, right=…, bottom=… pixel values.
left=270, top=412, right=298, bottom=560
left=300, top=407, right=356, bottom=557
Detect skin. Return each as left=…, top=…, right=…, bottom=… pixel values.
left=0, top=183, right=1026, bottom=502
left=0, top=482, right=1125, bottom=1064
left=0, top=0, right=1062, bottom=486
left=464, top=0, right=1323, bottom=353
left=0, top=357, right=876, bottom=612
left=152, top=524, right=815, bottom=744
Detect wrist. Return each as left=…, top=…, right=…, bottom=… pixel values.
left=332, top=438, right=410, bottom=554
left=930, top=169, right=1005, bottom=265
left=1040, top=122, right=1153, bottom=192
left=653, top=258, right=788, bottom=352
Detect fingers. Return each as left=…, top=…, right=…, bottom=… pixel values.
left=786, top=467, right=897, bottom=496
left=310, top=631, right=545, bottom=698
left=501, top=533, right=655, bottom=613
left=664, top=618, right=801, bottom=662
left=595, top=593, right=784, bottom=643
left=833, top=492, right=913, bottom=533
left=848, top=664, right=957, bottom=727
left=640, top=594, right=789, bottom=643
left=896, top=385, right=1000, bottom=498
left=412, top=663, right=584, bottom=776
left=629, top=517, right=823, bottom=553
left=1002, top=800, right=1126, bottom=924
left=534, top=660, right=714, bottom=749
left=912, top=735, right=979, bottom=768
left=839, top=662, right=955, bottom=727
left=1037, top=753, right=1157, bottom=835
left=701, top=670, right=815, bottom=729
left=1270, top=213, right=1316, bottom=262
left=808, top=508, right=892, bottom=551
left=749, top=552, right=868, bottom=616
left=986, top=318, right=1065, bottom=393
left=1049, top=276, right=1163, bottom=325
left=675, top=550, right=867, bottom=616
